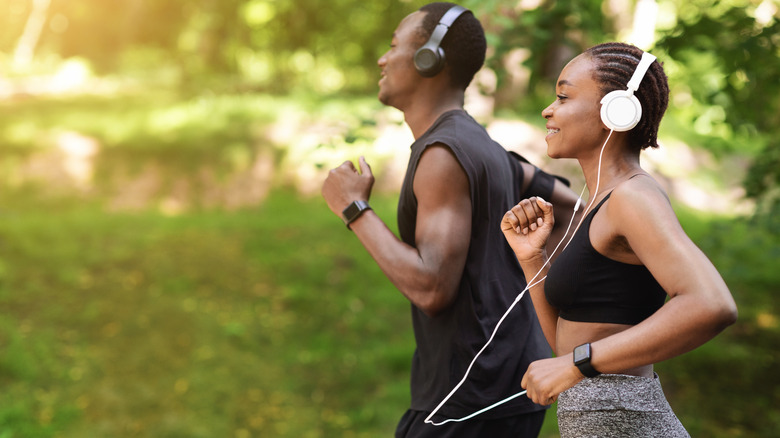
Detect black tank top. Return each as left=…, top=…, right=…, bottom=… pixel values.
left=397, top=110, right=550, bottom=419
left=545, top=193, right=667, bottom=325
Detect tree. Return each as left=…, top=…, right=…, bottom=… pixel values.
left=656, top=1, right=780, bottom=213
left=12, top=0, right=51, bottom=69
left=463, top=0, right=611, bottom=111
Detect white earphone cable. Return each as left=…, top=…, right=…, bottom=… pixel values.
left=424, top=129, right=614, bottom=426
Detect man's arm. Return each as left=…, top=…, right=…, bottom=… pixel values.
left=322, top=145, right=471, bottom=317
left=547, top=178, right=581, bottom=261
left=516, top=161, right=581, bottom=262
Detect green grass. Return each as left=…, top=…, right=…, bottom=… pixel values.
left=0, top=192, right=414, bottom=437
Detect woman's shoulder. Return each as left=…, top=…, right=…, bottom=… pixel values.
left=606, top=174, right=679, bottom=231
left=611, top=173, right=669, bottom=206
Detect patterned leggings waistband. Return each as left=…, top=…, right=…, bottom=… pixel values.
left=557, top=373, right=690, bottom=438
left=559, top=373, right=671, bottom=412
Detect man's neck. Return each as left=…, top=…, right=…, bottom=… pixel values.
left=403, top=91, right=465, bottom=139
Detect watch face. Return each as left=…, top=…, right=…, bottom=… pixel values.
left=343, top=203, right=360, bottom=220
left=573, top=343, right=590, bottom=364
left=342, top=200, right=370, bottom=225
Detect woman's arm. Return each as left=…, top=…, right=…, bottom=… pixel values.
left=586, top=179, right=737, bottom=373
left=520, top=179, right=737, bottom=406
left=502, top=197, right=559, bottom=350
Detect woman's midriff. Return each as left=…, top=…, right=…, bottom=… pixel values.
left=556, top=318, right=654, bottom=378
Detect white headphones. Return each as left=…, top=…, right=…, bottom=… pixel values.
left=599, top=51, right=656, bottom=131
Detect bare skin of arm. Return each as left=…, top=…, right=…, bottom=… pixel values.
left=503, top=177, right=737, bottom=405
left=516, top=161, right=582, bottom=262
left=321, top=144, right=471, bottom=317
left=581, top=179, right=737, bottom=368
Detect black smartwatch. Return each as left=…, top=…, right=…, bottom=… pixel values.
left=573, top=343, right=601, bottom=378
left=342, top=200, right=371, bottom=229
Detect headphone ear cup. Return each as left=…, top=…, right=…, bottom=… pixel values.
left=600, top=90, right=642, bottom=132
left=414, top=46, right=445, bottom=77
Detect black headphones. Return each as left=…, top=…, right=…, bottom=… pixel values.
left=414, top=5, right=468, bottom=77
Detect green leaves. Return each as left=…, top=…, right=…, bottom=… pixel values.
left=657, top=2, right=780, bottom=206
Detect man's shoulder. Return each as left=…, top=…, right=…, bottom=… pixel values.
left=427, top=112, right=497, bottom=151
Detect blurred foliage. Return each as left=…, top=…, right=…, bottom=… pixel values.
left=655, top=0, right=780, bottom=212
left=0, top=91, right=406, bottom=211
left=0, top=0, right=779, bottom=436
left=0, top=0, right=417, bottom=93
left=657, top=204, right=780, bottom=437
left=464, top=0, right=610, bottom=110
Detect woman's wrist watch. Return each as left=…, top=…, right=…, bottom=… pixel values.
left=573, top=343, right=601, bottom=378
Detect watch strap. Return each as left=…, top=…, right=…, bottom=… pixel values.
left=576, top=359, right=601, bottom=378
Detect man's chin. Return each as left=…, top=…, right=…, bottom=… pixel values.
left=377, top=92, right=390, bottom=106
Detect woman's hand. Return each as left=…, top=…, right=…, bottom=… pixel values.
left=521, top=355, right=584, bottom=406
left=501, top=197, right=555, bottom=263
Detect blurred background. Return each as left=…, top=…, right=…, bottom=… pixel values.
left=0, top=0, right=778, bottom=436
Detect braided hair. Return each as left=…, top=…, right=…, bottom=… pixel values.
left=584, top=42, right=669, bottom=150
left=418, top=2, right=486, bottom=90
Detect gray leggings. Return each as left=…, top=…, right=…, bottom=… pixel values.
left=557, top=373, right=689, bottom=438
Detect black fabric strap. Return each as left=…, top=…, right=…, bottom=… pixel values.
left=508, top=151, right=570, bottom=200
left=576, top=359, right=601, bottom=378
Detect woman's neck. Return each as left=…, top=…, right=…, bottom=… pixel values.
left=580, top=144, right=643, bottom=204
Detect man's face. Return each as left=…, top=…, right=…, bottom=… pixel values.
left=377, top=11, right=426, bottom=109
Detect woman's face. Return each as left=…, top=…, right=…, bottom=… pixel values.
left=541, top=55, right=609, bottom=159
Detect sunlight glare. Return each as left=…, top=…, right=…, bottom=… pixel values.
left=243, top=0, right=275, bottom=27
left=51, top=58, right=91, bottom=93
left=56, top=131, right=99, bottom=187
left=754, top=0, right=778, bottom=26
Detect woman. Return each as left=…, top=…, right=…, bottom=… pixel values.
left=501, top=42, right=737, bottom=436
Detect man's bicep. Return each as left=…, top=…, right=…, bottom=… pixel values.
left=413, top=145, right=472, bottom=269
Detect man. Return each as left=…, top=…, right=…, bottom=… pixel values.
left=322, top=3, right=579, bottom=436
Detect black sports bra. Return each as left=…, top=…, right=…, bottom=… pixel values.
left=544, top=193, right=667, bottom=325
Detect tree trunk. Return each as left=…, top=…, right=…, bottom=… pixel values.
left=13, top=0, right=52, bottom=69
left=629, top=0, right=659, bottom=49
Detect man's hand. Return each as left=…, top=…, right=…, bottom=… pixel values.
left=322, top=156, right=375, bottom=217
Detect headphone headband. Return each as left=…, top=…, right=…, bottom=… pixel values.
left=626, top=52, right=657, bottom=92
left=414, top=5, right=469, bottom=77
left=425, top=5, right=467, bottom=50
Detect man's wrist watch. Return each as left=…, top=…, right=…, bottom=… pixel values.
left=573, top=343, right=601, bottom=378
left=342, top=200, right=371, bottom=229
